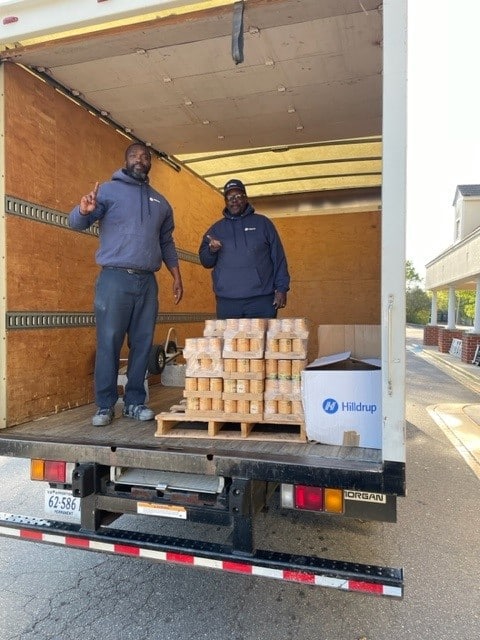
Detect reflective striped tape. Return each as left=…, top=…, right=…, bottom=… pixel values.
left=0, top=525, right=402, bottom=597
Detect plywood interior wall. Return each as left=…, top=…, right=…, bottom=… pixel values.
left=317, top=325, right=381, bottom=359
left=4, top=64, right=221, bottom=425
left=3, top=63, right=381, bottom=426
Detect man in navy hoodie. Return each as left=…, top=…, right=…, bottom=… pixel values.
left=69, top=143, right=183, bottom=427
left=199, top=179, right=290, bottom=319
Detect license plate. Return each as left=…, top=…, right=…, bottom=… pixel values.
left=45, top=488, right=81, bottom=521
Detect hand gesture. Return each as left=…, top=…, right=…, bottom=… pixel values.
left=206, top=234, right=222, bottom=253
left=79, top=181, right=99, bottom=215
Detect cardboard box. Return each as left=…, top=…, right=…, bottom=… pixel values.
left=302, top=352, right=381, bottom=449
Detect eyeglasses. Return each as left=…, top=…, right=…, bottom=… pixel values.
left=225, top=193, right=245, bottom=203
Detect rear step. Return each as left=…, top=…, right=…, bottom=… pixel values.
left=0, top=512, right=403, bottom=597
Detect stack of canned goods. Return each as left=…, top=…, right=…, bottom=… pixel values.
left=182, top=318, right=309, bottom=422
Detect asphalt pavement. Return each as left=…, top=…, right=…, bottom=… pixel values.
left=407, top=325, right=480, bottom=475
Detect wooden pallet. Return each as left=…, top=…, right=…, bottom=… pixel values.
left=154, top=411, right=306, bottom=442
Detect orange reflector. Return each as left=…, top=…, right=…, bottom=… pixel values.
left=294, top=485, right=324, bottom=511
left=44, top=460, right=67, bottom=483
left=30, top=459, right=45, bottom=481
left=324, top=488, right=344, bottom=513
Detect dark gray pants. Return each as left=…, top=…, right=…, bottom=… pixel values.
left=94, top=268, right=158, bottom=408
left=215, top=293, right=277, bottom=319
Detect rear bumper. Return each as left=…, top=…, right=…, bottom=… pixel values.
left=0, top=512, right=403, bottom=598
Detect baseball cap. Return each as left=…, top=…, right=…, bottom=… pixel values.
left=223, top=179, right=247, bottom=195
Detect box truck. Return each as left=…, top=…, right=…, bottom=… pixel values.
left=0, top=0, right=407, bottom=596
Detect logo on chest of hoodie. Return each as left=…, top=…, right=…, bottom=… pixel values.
left=244, top=227, right=256, bottom=232
left=149, top=196, right=161, bottom=203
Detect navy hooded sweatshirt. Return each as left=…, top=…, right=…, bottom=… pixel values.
left=69, top=169, right=179, bottom=273
left=199, top=204, right=290, bottom=299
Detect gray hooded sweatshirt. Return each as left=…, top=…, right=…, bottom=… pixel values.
left=69, top=169, right=179, bottom=272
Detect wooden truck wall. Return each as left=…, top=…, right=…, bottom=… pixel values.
left=3, top=63, right=380, bottom=426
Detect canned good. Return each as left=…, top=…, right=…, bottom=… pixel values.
left=267, top=338, right=279, bottom=352
left=292, top=338, right=303, bottom=353
left=294, top=318, right=307, bottom=332
left=265, top=400, right=277, bottom=414
left=211, top=398, right=223, bottom=412
left=226, top=318, right=239, bottom=330
left=279, top=338, right=292, bottom=353
left=223, top=358, right=236, bottom=373
left=236, top=358, right=250, bottom=373
left=278, top=399, right=292, bottom=414
left=249, top=338, right=261, bottom=352
left=268, top=318, right=281, bottom=332
left=249, top=379, right=264, bottom=394
left=210, top=337, right=222, bottom=353
left=199, top=397, right=212, bottom=411
left=250, top=401, right=263, bottom=415
left=237, top=338, right=250, bottom=352
left=281, top=318, right=294, bottom=332
left=197, top=338, right=208, bottom=352
left=197, top=377, right=210, bottom=391
left=236, top=379, right=249, bottom=394
left=250, top=359, right=265, bottom=373
left=278, top=360, right=292, bottom=378
left=184, top=377, right=197, bottom=391
left=237, top=400, right=250, bottom=414
left=291, top=359, right=305, bottom=375
left=251, top=318, right=266, bottom=331
left=238, top=318, right=251, bottom=331
left=199, top=357, right=212, bottom=371
left=186, top=397, right=200, bottom=412
left=265, top=379, right=279, bottom=393
left=224, top=379, right=237, bottom=393
left=224, top=399, right=237, bottom=414
left=279, top=378, right=292, bottom=394
left=292, top=400, right=304, bottom=416
left=266, top=359, right=278, bottom=377
left=210, top=377, right=223, bottom=392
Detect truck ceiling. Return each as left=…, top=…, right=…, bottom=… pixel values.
left=0, top=0, right=384, bottom=201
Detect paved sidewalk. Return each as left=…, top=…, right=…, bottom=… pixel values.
left=407, top=327, right=480, bottom=476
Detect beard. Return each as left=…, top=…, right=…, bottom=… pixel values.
left=130, top=167, right=148, bottom=181
left=125, top=161, right=150, bottom=182
left=128, top=164, right=148, bottom=182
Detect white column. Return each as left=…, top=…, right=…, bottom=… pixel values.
left=430, top=292, right=438, bottom=326
left=474, top=278, right=480, bottom=333
left=447, top=286, right=456, bottom=330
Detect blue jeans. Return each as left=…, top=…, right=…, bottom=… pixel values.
left=215, top=293, right=277, bottom=319
left=94, top=268, right=158, bottom=408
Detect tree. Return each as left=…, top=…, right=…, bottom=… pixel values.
left=406, top=260, right=421, bottom=290
left=406, top=287, right=430, bottom=324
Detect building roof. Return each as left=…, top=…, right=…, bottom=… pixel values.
left=453, top=184, right=480, bottom=205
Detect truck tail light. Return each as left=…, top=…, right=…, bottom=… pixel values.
left=30, top=459, right=45, bottom=480
left=31, top=460, right=67, bottom=483
left=281, top=484, right=345, bottom=514
left=324, top=488, right=344, bottom=513
left=294, top=485, right=323, bottom=511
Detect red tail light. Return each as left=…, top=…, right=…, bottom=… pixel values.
left=294, top=485, right=324, bottom=511
left=44, top=461, right=67, bottom=483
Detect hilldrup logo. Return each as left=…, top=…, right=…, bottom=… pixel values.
left=322, top=397, right=377, bottom=415
left=322, top=398, right=339, bottom=414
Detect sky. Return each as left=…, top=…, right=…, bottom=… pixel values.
left=407, top=0, right=480, bottom=279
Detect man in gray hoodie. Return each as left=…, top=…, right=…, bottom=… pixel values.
left=69, top=143, right=183, bottom=426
